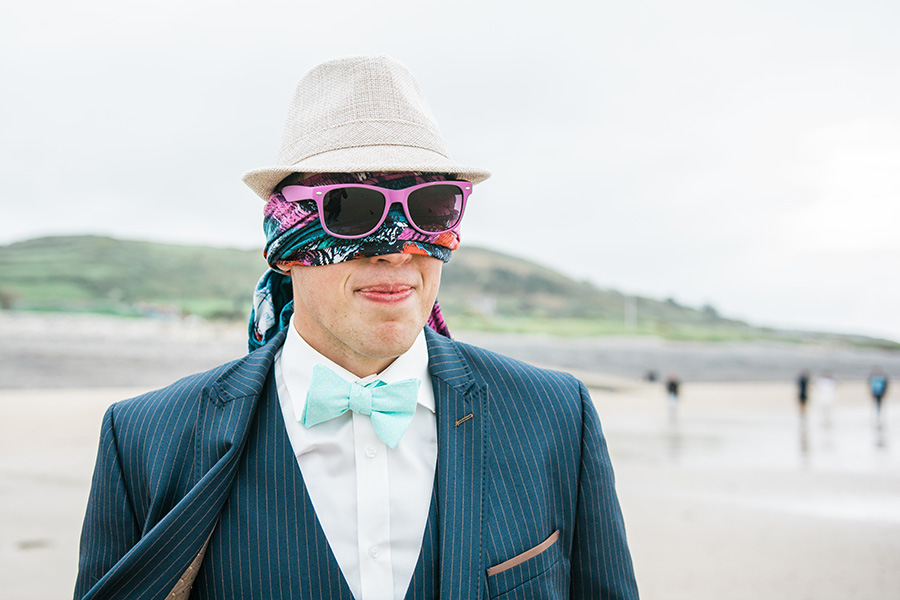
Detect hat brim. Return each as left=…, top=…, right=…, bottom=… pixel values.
left=242, top=145, right=491, bottom=200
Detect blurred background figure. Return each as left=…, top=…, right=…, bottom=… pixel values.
left=815, top=371, right=837, bottom=428
left=868, top=367, right=889, bottom=425
left=666, top=372, right=681, bottom=422
left=797, top=370, right=811, bottom=420
left=797, top=370, right=811, bottom=452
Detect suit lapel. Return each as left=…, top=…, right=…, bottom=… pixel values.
left=426, top=329, right=487, bottom=600
left=194, top=359, right=353, bottom=598
left=84, top=331, right=285, bottom=600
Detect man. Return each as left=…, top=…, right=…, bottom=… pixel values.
left=75, top=55, right=638, bottom=600
left=797, top=370, right=810, bottom=419
left=869, top=367, right=888, bottom=420
left=665, top=373, right=680, bottom=422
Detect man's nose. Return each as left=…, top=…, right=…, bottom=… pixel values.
left=369, top=252, right=413, bottom=265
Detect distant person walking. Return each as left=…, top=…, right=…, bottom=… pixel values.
left=869, top=367, right=889, bottom=420
left=797, top=370, right=811, bottom=420
left=666, top=373, right=680, bottom=421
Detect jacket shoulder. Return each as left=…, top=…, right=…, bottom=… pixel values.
left=108, top=332, right=282, bottom=429
left=97, top=338, right=282, bottom=523
left=112, top=357, right=241, bottom=419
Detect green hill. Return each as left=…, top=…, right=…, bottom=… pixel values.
left=0, top=235, right=895, bottom=347
left=440, top=246, right=751, bottom=339
left=0, top=236, right=265, bottom=319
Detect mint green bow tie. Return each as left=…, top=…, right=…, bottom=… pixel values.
left=302, top=364, right=421, bottom=448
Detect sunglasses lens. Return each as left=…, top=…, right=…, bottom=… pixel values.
left=407, top=184, right=465, bottom=232
left=321, top=188, right=386, bottom=236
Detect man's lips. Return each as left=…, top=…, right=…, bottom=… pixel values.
left=355, top=284, right=415, bottom=303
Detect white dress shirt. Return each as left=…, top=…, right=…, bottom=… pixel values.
left=274, top=318, right=437, bottom=600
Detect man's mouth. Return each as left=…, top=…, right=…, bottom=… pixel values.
left=355, top=284, right=414, bottom=303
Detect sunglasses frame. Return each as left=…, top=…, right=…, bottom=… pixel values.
left=275, top=180, right=473, bottom=239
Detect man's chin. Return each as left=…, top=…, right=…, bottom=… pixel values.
left=359, top=320, right=424, bottom=357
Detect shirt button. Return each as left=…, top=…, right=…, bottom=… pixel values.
left=365, top=446, right=377, bottom=459
left=368, top=546, right=379, bottom=559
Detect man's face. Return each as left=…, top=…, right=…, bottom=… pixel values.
left=286, top=253, right=442, bottom=377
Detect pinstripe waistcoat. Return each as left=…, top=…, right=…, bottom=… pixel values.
left=75, top=328, right=639, bottom=600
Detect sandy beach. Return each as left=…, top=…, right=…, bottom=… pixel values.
left=1, top=313, right=898, bottom=599
left=598, top=379, right=899, bottom=599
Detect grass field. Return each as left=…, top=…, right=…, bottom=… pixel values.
left=2, top=235, right=897, bottom=348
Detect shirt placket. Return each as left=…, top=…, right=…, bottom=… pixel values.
left=353, top=410, right=394, bottom=600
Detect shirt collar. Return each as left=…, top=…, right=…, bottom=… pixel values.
left=280, top=317, right=435, bottom=423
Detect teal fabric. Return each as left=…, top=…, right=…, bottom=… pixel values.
left=303, top=364, right=420, bottom=448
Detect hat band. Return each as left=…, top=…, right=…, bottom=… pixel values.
left=276, top=119, right=451, bottom=166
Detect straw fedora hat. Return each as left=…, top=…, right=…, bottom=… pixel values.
left=242, top=55, right=491, bottom=200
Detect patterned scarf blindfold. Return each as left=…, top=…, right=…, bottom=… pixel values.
left=249, top=172, right=458, bottom=350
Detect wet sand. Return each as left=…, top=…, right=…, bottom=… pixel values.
left=594, top=378, right=900, bottom=599
left=1, top=313, right=898, bottom=598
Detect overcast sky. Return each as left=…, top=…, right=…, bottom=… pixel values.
left=2, top=0, right=899, bottom=341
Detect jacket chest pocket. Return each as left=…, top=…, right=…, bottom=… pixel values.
left=486, top=530, right=567, bottom=598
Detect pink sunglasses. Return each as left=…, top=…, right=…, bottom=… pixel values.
left=275, top=180, right=472, bottom=239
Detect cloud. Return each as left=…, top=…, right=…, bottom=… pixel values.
left=2, top=0, right=899, bottom=340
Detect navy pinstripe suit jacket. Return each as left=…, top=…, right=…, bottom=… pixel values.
left=75, top=328, right=638, bottom=599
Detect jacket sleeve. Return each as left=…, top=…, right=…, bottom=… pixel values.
left=74, top=404, right=142, bottom=599
left=570, top=382, right=640, bottom=599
